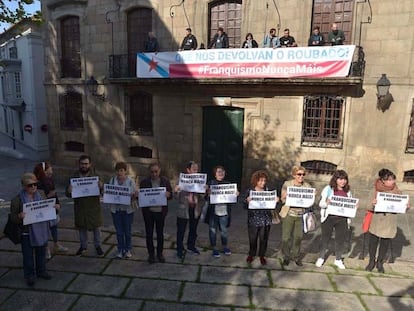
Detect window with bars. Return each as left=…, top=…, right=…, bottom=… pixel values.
left=405, top=100, right=414, bottom=153
left=125, top=92, right=153, bottom=136
left=9, top=47, right=17, bottom=59
left=14, top=72, right=21, bottom=98
left=301, top=160, right=337, bottom=175
left=59, top=91, right=83, bottom=130
left=302, top=95, right=345, bottom=148
left=60, top=16, right=81, bottom=78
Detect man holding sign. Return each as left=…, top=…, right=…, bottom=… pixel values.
left=66, top=155, right=104, bottom=257
left=140, top=163, right=172, bottom=263
left=365, top=169, right=410, bottom=273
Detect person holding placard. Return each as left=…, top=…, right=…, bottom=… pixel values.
left=316, top=170, right=355, bottom=270
left=280, top=166, right=312, bottom=266
left=175, top=161, right=206, bottom=259
left=66, top=155, right=104, bottom=257
left=365, top=169, right=410, bottom=273
left=205, top=165, right=238, bottom=258
left=33, top=162, right=68, bottom=259
left=243, top=170, right=278, bottom=265
left=10, top=173, right=55, bottom=286
left=107, top=162, right=137, bottom=259
left=140, top=163, right=172, bottom=263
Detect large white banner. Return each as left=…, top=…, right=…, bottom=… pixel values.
left=375, top=192, right=408, bottom=214
left=137, top=46, right=356, bottom=79
left=23, top=198, right=56, bottom=225
left=178, top=173, right=207, bottom=193
left=326, top=195, right=359, bottom=218
left=103, top=184, right=131, bottom=205
left=209, top=183, right=238, bottom=204
left=248, top=190, right=277, bottom=209
left=285, top=186, right=316, bottom=208
left=139, top=187, right=167, bottom=207
left=70, top=176, right=100, bottom=198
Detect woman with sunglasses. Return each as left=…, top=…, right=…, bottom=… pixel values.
left=279, top=166, right=311, bottom=266
left=10, top=173, right=56, bottom=286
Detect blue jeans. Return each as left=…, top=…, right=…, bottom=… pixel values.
left=112, top=211, right=134, bottom=253
left=209, top=214, right=228, bottom=248
left=176, top=208, right=199, bottom=255
left=50, top=225, right=58, bottom=243
left=79, top=227, right=102, bottom=249
left=21, top=234, right=47, bottom=279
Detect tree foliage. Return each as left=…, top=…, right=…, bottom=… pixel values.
left=0, top=0, right=40, bottom=24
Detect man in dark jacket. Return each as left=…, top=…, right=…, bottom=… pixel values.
left=328, top=23, right=345, bottom=45
left=144, top=31, right=159, bottom=52
left=140, top=162, right=172, bottom=263
left=308, top=26, right=324, bottom=46
left=209, top=27, right=229, bottom=49
left=180, top=28, right=198, bottom=50
left=66, top=155, right=104, bottom=257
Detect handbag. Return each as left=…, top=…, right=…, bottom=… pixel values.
left=3, top=214, right=22, bottom=244
left=362, top=210, right=373, bottom=233
left=302, top=212, right=317, bottom=233
left=271, top=209, right=280, bottom=224
left=279, top=205, right=290, bottom=218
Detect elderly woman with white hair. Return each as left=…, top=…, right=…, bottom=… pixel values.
left=10, top=173, right=55, bottom=286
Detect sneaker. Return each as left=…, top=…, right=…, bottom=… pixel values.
left=76, top=247, right=86, bottom=256
left=315, top=258, right=325, bottom=268
left=115, top=251, right=123, bottom=259
left=246, top=255, right=254, bottom=263
left=212, top=250, right=221, bottom=258
left=37, top=272, right=52, bottom=280
left=188, top=247, right=200, bottom=255
left=223, top=247, right=231, bottom=256
left=96, top=246, right=104, bottom=257
left=45, top=247, right=52, bottom=260
left=124, top=250, right=132, bottom=258
left=54, top=244, right=68, bottom=253
left=334, top=259, right=346, bottom=270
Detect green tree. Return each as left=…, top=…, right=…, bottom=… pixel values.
left=0, top=0, right=40, bottom=24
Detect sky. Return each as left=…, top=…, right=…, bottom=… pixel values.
left=0, top=0, right=41, bottom=33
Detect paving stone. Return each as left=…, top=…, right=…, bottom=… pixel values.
left=0, top=238, right=20, bottom=251
left=370, top=276, right=414, bottom=297
left=104, top=260, right=199, bottom=281
left=331, top=274, right=378, bottom=294
left=0, top=269, right=76, bottom=291
left=106, top=234, right=147, bottom=247
left=0, top=290, right=78, bottom=311
left=181, top=282, right=250, bottom=307
left=124, top=278, right=181, bottom=301
left=200, top=266, right=269, bottom=286
left=67, top=274, right=130, bottom=296
left=52, top=228, right=82, bottom=242
left=71, top=295, right=142, bottom=311
left=0, top=288, right=14, bottom=305
left=251, top=287, right=365, bottom=310
left=47, top=255, right=110, bottom=274
left=0, top=252, right=22, bottom=268
left=362, top=295, right=414, bottom=311
left=388, top=261, right=414, bottom=278
left=270, top=271, right=333, bottom=291
left=0, top=267, right=8, bottom=277
left=143, top=301, right=231, bottom=311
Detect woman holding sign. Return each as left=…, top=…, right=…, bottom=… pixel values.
left=243, top=170, right=278, bottom=265
left=365, top=169, right=410, bottom=273
left=10, top=173, right=54, bottom=286
left=316, top=170, right=354, bottom=269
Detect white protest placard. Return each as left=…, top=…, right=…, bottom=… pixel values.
left=103, top=184, right=131, bottom=205
left=285, top=186, right=316, bottom=208
left=375, top=192, right=408, bottom=214
left=70, top=176, right=100, bottom=198
left=326, top=195, right=359, bottom=218
left=139, top=187, right=167, bottom=207
left=23, top=198, right=56, bottom=225
left=248, top=190, right=277, bottom=209
left=210, top=183, right=238, bottom=204
left=178, top=173, right=207, bottom=193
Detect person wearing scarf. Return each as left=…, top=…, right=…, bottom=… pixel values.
left=366, top=168, right=410, bottom=273
left=10, top=173, right=54, bottom=287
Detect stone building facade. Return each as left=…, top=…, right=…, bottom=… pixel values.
left=41, top=0, right=414, bottom=204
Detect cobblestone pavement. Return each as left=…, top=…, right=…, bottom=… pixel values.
left=0, top=154, right=413, bottom=310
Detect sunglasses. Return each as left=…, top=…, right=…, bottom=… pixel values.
left=26, top=183, right=38, bottom=187
left=296, top=173, right=306, bottom=176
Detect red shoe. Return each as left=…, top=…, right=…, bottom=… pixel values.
left=246, top=255, right=254, bottom=263
left=260, top=256, right=267, bottom=265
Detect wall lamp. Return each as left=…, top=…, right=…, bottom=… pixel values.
left=376, top=73, right=393, bottom=112
left=86, top=76, right=106, bottom=101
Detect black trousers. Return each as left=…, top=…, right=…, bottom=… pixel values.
left=368, top=232, right=390, bottom=262
left=248, top=225, right=271, bottom=257
left=142, top=209, right=165, bottom=257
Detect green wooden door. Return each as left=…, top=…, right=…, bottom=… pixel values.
left=202, top=106, right=244, bottom=186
